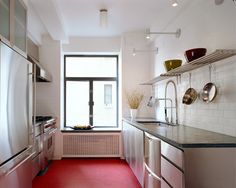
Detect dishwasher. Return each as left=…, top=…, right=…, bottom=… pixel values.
left=144, top=132, right=161, bottom=188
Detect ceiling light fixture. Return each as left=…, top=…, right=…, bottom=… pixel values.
left=171, top=0, right=178, bottom=7
left=132, top=48, right=158, bottom=56
left=215, top=0, right=224, bottom=5
left=145, top=28, right=181, bottom=39
left=100, top=9, right=108, bottom=28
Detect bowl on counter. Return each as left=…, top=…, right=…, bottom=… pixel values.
left=164, top=59, right=182, bottom=72
left=185, top=48, right=207, bottom=62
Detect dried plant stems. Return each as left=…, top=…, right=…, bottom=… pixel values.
left=126, top=91, right=144, bottom=109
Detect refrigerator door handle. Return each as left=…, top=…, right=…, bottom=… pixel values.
left=6, top=152, right=35, bottom=176
left=27, top=63, right=33, bottom=135
left=144, top=163, right=161, bottom=181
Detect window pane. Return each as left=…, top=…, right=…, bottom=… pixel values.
left=66, top=57, right=117, bottom=77
left=93, top=81, right=117, bottom=127
left=66, top=81, right=89, bottom=126
left=104, top=84, right=112, bottom=105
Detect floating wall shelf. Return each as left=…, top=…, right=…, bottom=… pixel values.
left=141, top=49, right=236, bottom=85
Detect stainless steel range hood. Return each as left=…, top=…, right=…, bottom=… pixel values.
left=27, top=55, right=52, bottom=82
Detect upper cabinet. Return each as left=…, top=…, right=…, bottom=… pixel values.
left=0, top=0, right=27, bottom=56
left=0, top=0, right=10, bottom=41
left=13, top=0, right=27, bottom=54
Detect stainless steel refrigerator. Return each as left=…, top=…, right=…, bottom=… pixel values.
left=0, top=41, right=34, bottom=188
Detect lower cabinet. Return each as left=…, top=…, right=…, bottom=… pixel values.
left=161, top=178, right=171, bottom=188
left=161, top=140, right=184, bottom=188
left=123, top=121, right=144, bottom=186
left=123, top=121, right=236, bottom=188
left=161, top=157, right=184, bottom=188
left=144, top=167, right=161, bottom=188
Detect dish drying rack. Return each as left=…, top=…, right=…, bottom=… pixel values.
left=141, top=49, right=236, bottom=85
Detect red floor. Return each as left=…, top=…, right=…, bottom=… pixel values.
left=32, top=158, right=141, bottom=188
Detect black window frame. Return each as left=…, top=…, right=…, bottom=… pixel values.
left=64, top=55, right=119, bottom=128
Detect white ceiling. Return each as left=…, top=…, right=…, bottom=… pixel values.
left=28, top=0, right=192, bottom=42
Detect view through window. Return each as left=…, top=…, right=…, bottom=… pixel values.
left=64, top=55, right=118, bottom=127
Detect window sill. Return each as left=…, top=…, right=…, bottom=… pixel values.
left=61, top=127, right=121, bottom=133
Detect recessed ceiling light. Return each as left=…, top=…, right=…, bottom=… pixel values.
left=171, top=0, right=178, bottom=7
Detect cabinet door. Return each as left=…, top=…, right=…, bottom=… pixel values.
left=122, top=121, right=144, bottom=186
left=122, top=121, right=130, bottom=163
left=0, top=0, right=10, bottom=41
left=134, top=127, right=144, bottom=186
left=14, top=0, right=26, bottom=53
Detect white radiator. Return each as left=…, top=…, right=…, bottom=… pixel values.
left=62, top=132, right=122, bottom=157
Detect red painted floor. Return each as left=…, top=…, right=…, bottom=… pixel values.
left=32, top=158, right=141, bottom=188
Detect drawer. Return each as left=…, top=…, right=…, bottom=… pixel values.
left=144, top=165, right=161, bottom=188
left=161, top=157, right=184, bottom=188
left=161, top=141, right=184, bottom=169
left=161, top=178, right=171, bottom=188
left=144, top=132, right=161, bottom=176
left=32, top=155, right=41, bottom=179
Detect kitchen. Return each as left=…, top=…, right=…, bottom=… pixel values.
left=0, top=0, right=236, bottom=188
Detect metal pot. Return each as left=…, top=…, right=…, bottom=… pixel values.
left=201, top=65, right=217, bottom=103
left=182, top=73, right=198, bottom=105
left=182, top=88, right=198, bottom=105
left=201, top=82, right=217, bottom=103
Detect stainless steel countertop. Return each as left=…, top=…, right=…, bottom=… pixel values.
left=123, top=118, right=236, bottom=149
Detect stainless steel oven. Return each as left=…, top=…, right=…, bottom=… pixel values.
left=33, top=116, right=56, bottom=176
left=36, top=117, right=57, bottom=171
left=42, top=126, right=56, bottom=170
left=32, top=123, right=43, bottom=179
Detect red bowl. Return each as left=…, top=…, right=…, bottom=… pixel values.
left=185, top=48, right=207, bottom=62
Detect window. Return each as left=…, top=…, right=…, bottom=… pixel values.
left=64, top=55, right=118, bottom=128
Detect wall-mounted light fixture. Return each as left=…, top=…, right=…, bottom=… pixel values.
left=145, top=28, right=181, bottom=39
left=171, top=0, right=178, bottom=7
left=132, top=48, right=158, bottom=56
left=100, top=9, right=108, bottom=27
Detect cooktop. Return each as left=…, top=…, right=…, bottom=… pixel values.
left=36, top=116, right=53, bottom=122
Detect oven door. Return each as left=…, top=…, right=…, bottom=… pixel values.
left=42, top=128, right=57, bottom=169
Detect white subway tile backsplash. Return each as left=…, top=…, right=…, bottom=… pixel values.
left=155, top=57, right=236, bottom=137
left=223, top=110, right=236, bottom=119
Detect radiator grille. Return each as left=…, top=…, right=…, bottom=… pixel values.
left=63, top=133, right=121, bottom=157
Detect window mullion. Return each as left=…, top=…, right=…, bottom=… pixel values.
left=89, top=80, right=93, bottom=126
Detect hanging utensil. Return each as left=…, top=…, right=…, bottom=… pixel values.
left=182, top=73, right=198, bottom=105
left=201, top=65, right=217, bottom=103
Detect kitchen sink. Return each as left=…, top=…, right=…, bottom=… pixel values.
left=136, top=120, right=160, bottom=123
left=136, top=120, right=176, bottom=127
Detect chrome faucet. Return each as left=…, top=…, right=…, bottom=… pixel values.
left=165, top=80, right=178, bottom=125
left=157, top=98, right=173, bottom=123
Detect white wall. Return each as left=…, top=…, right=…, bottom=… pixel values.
left=151, top=0, right=236, bottom=136
left=36, top=34, right=62, bottom=159
left=121, top=31, right=155, bottom=118
left=63, top=37, right=121, bottom=53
